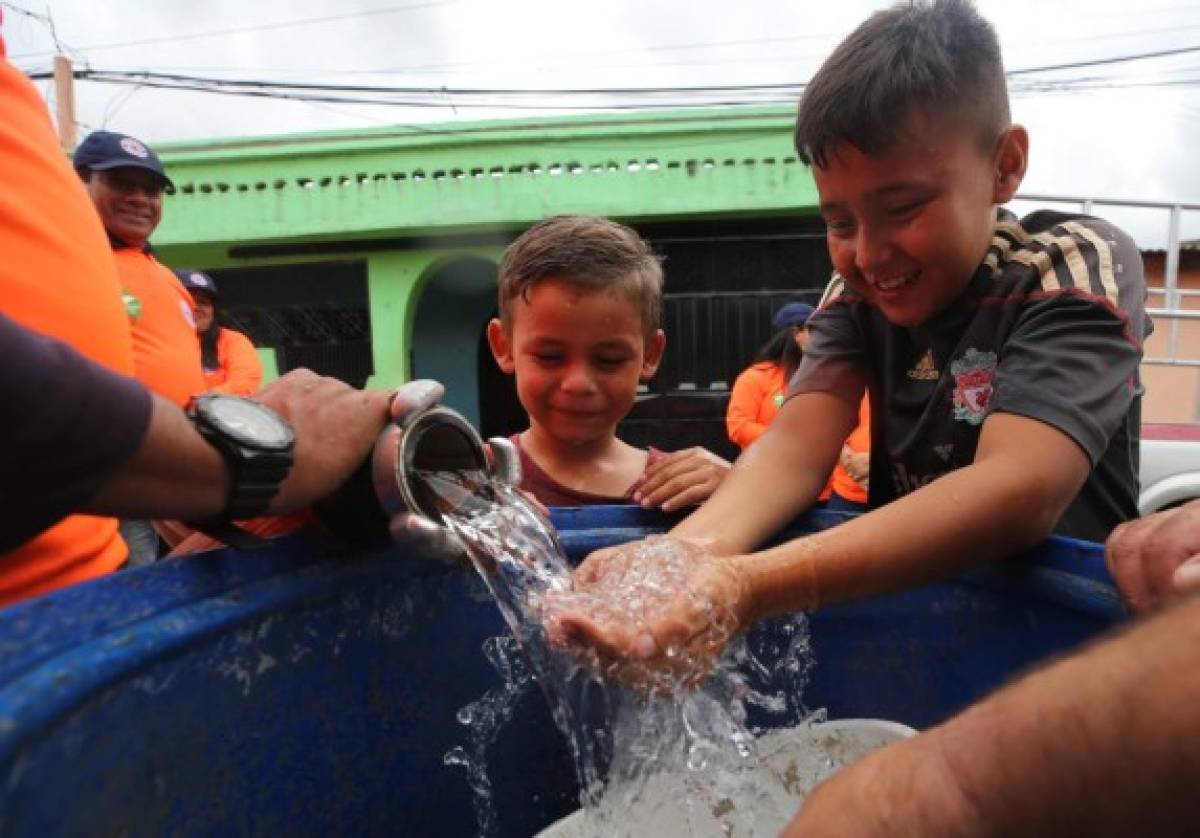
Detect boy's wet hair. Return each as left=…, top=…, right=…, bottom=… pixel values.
left=498, top=215, right=663, bottom=335
left=794, top=0, right=1010, bottom=167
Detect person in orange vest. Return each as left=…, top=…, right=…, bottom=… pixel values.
left=725, top=302, right=813, bottom=450
left=826, top=395, right=870, bottom=513
left=726, top=302, right=869, bottom=511
left=73, top=131, right=205, bottom=407
left=0, top=29, right=140, bottom=602
left=0, top=11, right=445, bottom=603
left=73, top=130, right=208, bottom=566
left=177, top=270, right=264, bottom=397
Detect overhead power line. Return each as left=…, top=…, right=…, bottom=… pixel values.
left=8, top=0, right=467, bottom=60
left=41, top=69, right=812, bottom=97
left=1008, top=43, right=1200, bottom=74
left=17, top=43, right=1200, bottom=118
left=21, top=68, right=1200, bottom=115
left=0, top=1, right=42, bottom=21
left=20, top=70, right=803, bottom=110
left=23, top=42, right=1200, bottom=93
left=3, top=0, right=77, bottom=61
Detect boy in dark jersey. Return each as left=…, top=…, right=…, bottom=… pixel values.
left=486, top=215, right=730, bottom=510
left=551, top=0, right=1150, bottom=676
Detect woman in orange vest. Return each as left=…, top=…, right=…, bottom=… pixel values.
left=177, top=270, right=263, bottom=396
left=726, top=302, right=813, bottom=449
left=727, top=301, right=869, bottom=512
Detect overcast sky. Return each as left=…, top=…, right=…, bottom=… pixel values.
left=4, top=0, right=1200, bottom=246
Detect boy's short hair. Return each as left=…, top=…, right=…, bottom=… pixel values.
left=497, top=215, right=663, bottom=336
left=794, top=0, right=1010, bottom=167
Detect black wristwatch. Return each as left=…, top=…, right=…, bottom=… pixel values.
left=187, top=393, right=295, bottom=522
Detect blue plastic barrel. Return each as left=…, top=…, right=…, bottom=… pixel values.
left=0, top=508, right=1124, bottom=836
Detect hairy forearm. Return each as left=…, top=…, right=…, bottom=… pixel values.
left=902, top=593, right=1200, bottom=835
left=86, top=396, right=230, bottom=519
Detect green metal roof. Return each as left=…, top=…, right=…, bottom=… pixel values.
left=153, top=104, right=818, bottom=249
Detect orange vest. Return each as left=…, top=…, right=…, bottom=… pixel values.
left=726, top=362, right=788, bottom=449
left=115, top=248, right=206, bottom=407
left=0, top=42, right=135, bottom=604
left=828, top=394, right=872, bottom=504
left=204, top=327, right=263, bottom=396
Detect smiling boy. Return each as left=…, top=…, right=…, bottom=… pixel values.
left=552, top=0, right=1150, bottom=671
left=487, top=215, right=730, bottom=510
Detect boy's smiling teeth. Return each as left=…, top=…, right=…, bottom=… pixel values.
left=873, top=273, right=915, bottom=291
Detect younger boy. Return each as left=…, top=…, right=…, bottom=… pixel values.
left=487, top=215, right=730, bottom=510
left=552, top=0, right=1150, bottom=671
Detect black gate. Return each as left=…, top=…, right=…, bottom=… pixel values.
left=203, top=261, right=374, bottom=388
left=621, top=217, right=832, bottom=461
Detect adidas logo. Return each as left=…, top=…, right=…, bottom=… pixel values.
left=907, top=348, right=939, bottom=381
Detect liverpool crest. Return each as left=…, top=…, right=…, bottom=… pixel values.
left=950, top=348, right=997, bottom=426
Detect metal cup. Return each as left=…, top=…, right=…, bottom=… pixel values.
left=372, top=406, right=494, bottom=524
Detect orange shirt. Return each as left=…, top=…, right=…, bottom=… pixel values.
left=165, top=511, right=319, bottom=557
left=204, top=327, right=263, bottom=396
left=114, top=247, right=206, bottom=407
left=0, top=39, right=136, bottom=603
left=828, top=394, right=872, bottom=504
left=726, top=362, right=789, bottom=449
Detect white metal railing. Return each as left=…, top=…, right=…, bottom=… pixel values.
left=1019, top=193, right=1200, bottom=364
left=1018, top=194, right=1200, bottom=418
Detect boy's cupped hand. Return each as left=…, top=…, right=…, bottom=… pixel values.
left=542, top=536, right=751, bottom=690
left=633, top=447, right=731, bottom=512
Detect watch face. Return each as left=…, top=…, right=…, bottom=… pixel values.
left=205, top=397, right=293, bottom=449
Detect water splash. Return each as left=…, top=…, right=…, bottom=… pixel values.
left=422, top=469, right=813, bottom=836
left=443, top=635, right=534, bottom=837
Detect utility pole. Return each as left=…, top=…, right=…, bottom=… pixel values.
left=52, top=54, right=76, bottom=151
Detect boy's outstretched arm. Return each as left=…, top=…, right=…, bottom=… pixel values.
left=549, top=410, right=1088, bottom=678
left=739, top=411, right=1089, bottom=621
left=669, top=389, right=859, bottom=554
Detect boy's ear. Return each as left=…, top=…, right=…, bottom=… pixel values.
left=486, top=318, right=516, bottom=373
left=640, top=329, right=666, bottom=380
left=992, top=124, right=1029, bottom=204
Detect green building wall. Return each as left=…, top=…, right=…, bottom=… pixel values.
left=150, top=105, right=819, bottom=426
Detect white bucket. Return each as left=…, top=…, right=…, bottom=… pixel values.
left=535, top=718, right=916, bottom=838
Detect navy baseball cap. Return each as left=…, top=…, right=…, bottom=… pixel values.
left=73, top=130, right=173, bottom=189
left=176, top=269, right=218, bottom=299
left=772, top=302, right=815, bottom=331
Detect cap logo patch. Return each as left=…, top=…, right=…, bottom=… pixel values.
left=119, top=137, right=149, bottom=158
left=190, top=272, right=207, bottom=286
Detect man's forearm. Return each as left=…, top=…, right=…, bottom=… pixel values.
left=940, top=592, right=1200, bottom=834
left=791, top=593, right=1200, bottom=835
left=86, top=395, right=231, bottom=520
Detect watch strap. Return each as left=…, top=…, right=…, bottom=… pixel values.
left=222, top=452, right=292, bottom=520
left=188, top=519, right=271, bottom=551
